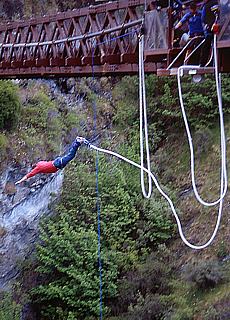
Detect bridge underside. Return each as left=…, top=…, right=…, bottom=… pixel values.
left=0, top=64, right=156, bottom=79
left=0, top=47, right=229, bottom=79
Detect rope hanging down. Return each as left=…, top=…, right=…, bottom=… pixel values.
left=177, top=34, right=227, bottom=207
left=139, top=34, right=152, bottom=198
left=85, top=36, right=226, bottom=251
left=92, top=44, right=102, bottom=320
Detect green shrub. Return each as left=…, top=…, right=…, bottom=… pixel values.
left=136, top=198, right=174, bottom=248
left=170, top=308, right=194, bottom=320
left=22, top=91, right=58, bottom=131
left=217, top=241, right=229, bottom=259
left=31, top=212, right=114, bottom=320
left=112, top=76, right=139, bottom=129
left=184, top=260, right=224, bottom=290
left=126, top=293, right=168, bottom=320
left=112, top=74, right=230, bottom=149
left=0, top=81, right=21, bottom=130
left=202, top=296, right=230, bottom=320
left=0, top=133, right=8, bottom=159
left=166, top=279, right=195, bottom=320
left=193, top=127, right=213, bottom=158
left=203, top=306, right=220, bottom=320
left=21, top=90, right=62, bottom=155
left=111, top=246, right=173, bottom=317
left=0, top=292, right=22, bottom=320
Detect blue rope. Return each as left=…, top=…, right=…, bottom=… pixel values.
left=91, top=27, right=140, bottom=320
left=96, top=150, right=102, bottom=320
left=92, top=73, right=103, bottom=320
left=92, top=48, right=103, bottom=320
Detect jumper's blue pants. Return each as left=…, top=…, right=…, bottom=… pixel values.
left=53, top=140, right=81, bottom=169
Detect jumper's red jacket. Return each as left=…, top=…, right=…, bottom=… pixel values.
left=26, top=161, right=58, bottom=179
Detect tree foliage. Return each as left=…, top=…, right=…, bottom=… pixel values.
left=0, top=293, right=22, bottom=320
left=21, top=90, right=63, bottom=155
left=113, top=74, right=230, bottom=149
left=0, top=81, right=21, bottom=131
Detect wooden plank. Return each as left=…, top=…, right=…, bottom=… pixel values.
left=0, top=62, right=157, bottom=78
left=11, top=60, right=23, bottom=68
left=145, top=49, right=169, bottom=56
left=157, top=67, right=215, bottom=77
left=50, top=57, right=65, bottom=66
left=81, top=55, right=100, bottom=65
left=35, top=58, right=50, bottom=67
left=65, top=57, right=82, bottom=66
left=0, top=61, right=11, bottom=68
left=218, top=40, right=230, bottom=49
left=157, top=68, right=171, bottom=76
left=121, top=53, right=138, bottom=63
left=23, top=59, right=37, bottom=67
left=101, top=54, right=120, bottom=64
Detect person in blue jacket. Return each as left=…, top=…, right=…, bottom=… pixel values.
left=175, top=3, right=204, bottom=63
left=175, top=2, right=204, bottom=37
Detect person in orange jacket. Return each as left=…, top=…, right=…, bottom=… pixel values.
left=15, top=136, right=86, bottom=185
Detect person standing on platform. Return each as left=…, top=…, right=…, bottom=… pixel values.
left=175, top=3, right=204, bottom=63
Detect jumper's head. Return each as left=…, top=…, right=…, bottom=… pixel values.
left=76, top=136, right=86, bottom=144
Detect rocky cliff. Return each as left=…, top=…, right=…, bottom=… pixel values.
left=0, top=169, right=63, bottom=289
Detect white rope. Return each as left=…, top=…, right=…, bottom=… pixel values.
left=82, top=35, right=226, bottom=251
left=86, top=37, right=226, bottom=250
left=177, top=35, right=227, bottom=207
left=89, top=143, right=223, bottom=250
left=139, top=34, right=152, bottom=198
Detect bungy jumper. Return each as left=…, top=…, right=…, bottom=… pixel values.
left=15, top=137, right=86, bottom=185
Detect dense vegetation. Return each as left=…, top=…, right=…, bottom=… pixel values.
left=0, top=81, right=21, bottom=131
left=0, top=293, right=21, bottom=320
left=0, top=74, right=230, bottom=319
left=0, top=0, right=98, bottom=20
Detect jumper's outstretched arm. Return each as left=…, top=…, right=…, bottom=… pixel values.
left=15, top=175, right=28, bottom=185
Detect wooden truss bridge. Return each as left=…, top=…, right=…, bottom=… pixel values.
left=0, top=0, right=229, bottom=78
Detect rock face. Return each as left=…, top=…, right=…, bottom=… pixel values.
left=0, top=166, right=63, bottom=289
left=0, top=77, right=94, bottom=290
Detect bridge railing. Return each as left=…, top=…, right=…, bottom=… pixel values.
left=0, top=1, right=147, bottom=69
left=0, top=0, right=172, bottom=76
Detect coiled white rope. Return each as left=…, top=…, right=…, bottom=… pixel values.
left=177, top=35, right=227, bottom=207
left=139, top=34, right=152, bottom=198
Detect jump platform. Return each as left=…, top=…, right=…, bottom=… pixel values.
left=157, top=67, right=215, bottom=77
